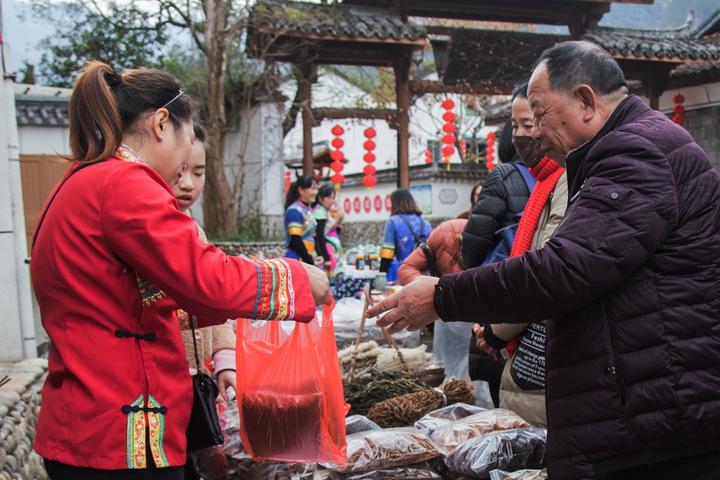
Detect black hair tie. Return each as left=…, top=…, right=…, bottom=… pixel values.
left=104, top=70, right=123, bottom=89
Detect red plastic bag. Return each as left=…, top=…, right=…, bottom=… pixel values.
left=235, top=300, right=347, bottom=464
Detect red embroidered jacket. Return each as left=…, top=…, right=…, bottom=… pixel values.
left=31, top=155, right=315, bottom=469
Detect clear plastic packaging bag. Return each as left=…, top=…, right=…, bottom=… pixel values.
left=236, top=301, right=347, bottom=464
left=433, top=321, right=473, bottom=379
left=333, top=467, right=442, bottom=479
left=324, top=427, right=439, bottom=474
left=422, top=408, right=530, bottom=456
left=220, top=400, right=250, bottom=460
left=253, top=462, right=318, bottom=480
left=445, top=428, right=546, bottom=478
left=333, top=297, right=421, bottom=348
left=414, top=403, right=486, bottom=434
left=489, top=468, right=547, bottom=480
left=346, top=415, right=382, bottom=435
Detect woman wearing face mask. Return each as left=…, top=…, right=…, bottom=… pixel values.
left=31, top=62, right=327, bottom=479
left=473, top=81, right=569, bottom=427
left=284, top=174, right=323, bottom=265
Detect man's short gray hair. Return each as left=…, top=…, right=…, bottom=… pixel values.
left=534, top=40, right=627, bottom=96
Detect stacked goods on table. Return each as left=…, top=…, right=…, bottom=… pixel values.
left=490, top=469, right=547, bottom=480
left=337, top=340, right=440, bottom=385
left=367, top=380, right=474, bottom=428
left=333, top=297, right=420, bottom=348
left=413, top=405, right=547, bottom=478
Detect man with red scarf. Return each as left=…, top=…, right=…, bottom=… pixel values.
left=474, top=81, right=568, bottom=427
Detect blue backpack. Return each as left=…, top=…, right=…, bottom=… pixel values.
left=482, top=163, right=536, bottom=265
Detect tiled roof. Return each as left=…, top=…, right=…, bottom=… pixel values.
left=14, top=83, right=71, bottom=127
left=582, top=20, right=720, bottom=62
left=250, top=0, right=425, bottom=43
left=15, top=99, right=69, bottom=127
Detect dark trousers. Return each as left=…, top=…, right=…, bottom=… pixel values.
left=596, top=450, right=720, bottom=480
left=44, top=460, right=184, bottom=480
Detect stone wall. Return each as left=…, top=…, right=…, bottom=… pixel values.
left=340, top=217, right=451, bottom=249
left=0, top=359, right=48, bottom=480
left=685, top=106, right=720, bottom=168
left=214, top=241, right=286, bottom=259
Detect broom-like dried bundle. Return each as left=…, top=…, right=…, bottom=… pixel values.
left=366, top=380, right=474, bottom=428
left=345, top=373, right=431, bottom=416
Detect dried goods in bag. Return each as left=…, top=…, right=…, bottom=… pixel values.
left=421, top=408, right=529, bottom=456
left=345, top=415, right=382, bottom=434
left=413, top=403, right=486, bottom=434
left=235, top=301, right=347, bottom=464
left=489, top=468, right=547, bottom=480
left=324, top=427, right=439, bottom=474
left=445, top=428, right=546, bottom=478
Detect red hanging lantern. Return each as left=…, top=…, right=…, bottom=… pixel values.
left=363, top=164, right=377, bottom=175
left=363, top=125, right=377, bottom=189
left=672, top=93, right=685, bottom=125
left=284, top=170, right=292, bottom=193
left=486, top=131, right=497, bottom=170
left=460, top=139, right=467, bottom=158
left=424, top=150, right=433, bottom=165
left=441, top=97, right=456, bottom=164
left=362, top=176, right=378, bottom=188
left=330, top=124, right=345, bottom=187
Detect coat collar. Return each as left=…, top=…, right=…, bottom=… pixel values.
left=564, top=95, right=650, bottom=195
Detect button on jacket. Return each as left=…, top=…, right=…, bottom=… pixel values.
left=435, top=96, right=720, bottom=479
left=31, top=155, right=316, bottom=470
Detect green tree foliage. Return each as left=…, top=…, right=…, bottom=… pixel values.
left=36, top=2, right=168, bottom=87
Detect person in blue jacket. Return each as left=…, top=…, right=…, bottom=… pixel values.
left=284, top=175, right=320, bottom=265
left=379, top=189, right=432, bottom=282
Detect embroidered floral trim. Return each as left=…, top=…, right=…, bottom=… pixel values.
left=135, top=273, right=166, bottom=306
left=116, top=144, right=146, bottom=165
left=147, top=395, right=169, bottom=468
left=126, top=394, right=147, bottom=469
left=250, top=259, right=295, bottom=321
left=176, top=309, right=191, bottom=330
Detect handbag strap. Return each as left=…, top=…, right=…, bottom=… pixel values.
left=420, top=243, right=441, bottom=277
left=32, top=161, right=101, bottom=250
left=189, top=315, right=202, bottom=371
left=397, top=214, right=423, bottom=248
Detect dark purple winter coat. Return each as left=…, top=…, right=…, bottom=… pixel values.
left=434, top=95, right=720, bottom=479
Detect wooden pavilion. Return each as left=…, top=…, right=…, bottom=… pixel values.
left=247, top=0, right=669, bottom=188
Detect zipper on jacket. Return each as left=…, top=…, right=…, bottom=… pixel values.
left=601, top=299, right=627, bottom=407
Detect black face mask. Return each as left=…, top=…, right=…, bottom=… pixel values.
left=513, top=135, right=543, bottom=168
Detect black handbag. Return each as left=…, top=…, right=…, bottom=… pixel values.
left=185, top=315, right=225, bottom=451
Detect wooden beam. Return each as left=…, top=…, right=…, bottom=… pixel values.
left=394, top=54, right=411, bottom=189
left=311, top=108, right=396, bottom=125
left=298, top=63, right=315, bottom=176
left=409, top=79, right=506, bottom=95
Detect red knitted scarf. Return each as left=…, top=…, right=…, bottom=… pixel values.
left=510, top=157, right=564, bottom=257
left=503, top=157, right=564, bottom=358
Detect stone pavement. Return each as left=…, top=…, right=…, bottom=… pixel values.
left=0, top=359, right=48, bottom=480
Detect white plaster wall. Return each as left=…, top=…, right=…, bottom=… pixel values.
left=338, top=176, right=477, bottom=223
left=17, top=125, right=70, bottom=155
left=0, top=44, right=36, bottom=361
left=657, top=81, right=720, bottom=114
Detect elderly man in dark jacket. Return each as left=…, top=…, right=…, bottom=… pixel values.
left=368, top=40, right=720, bottom=480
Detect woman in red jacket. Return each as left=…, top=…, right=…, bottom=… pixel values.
left=31, top=62, right=328, bottom=480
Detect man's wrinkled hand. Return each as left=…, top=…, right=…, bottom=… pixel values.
left=303, top=263, right=330, bottom=305
left=367, top=276, right=439, bottom=334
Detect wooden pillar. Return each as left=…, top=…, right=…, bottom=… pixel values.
left=645, top=74, right=660, bottom=110
left=299, top=63, right=315, bottom=176
left=394, top=54, right=411, bottom=189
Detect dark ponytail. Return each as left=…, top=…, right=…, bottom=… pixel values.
left=69, top=62, right=123, bottom=163
left=285, top=174, right=317, bottom=209
left=69, top=61, right=194, bottom=164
